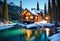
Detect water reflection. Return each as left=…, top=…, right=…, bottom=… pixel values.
left=0, top=28, right=49, bottom=41
left=45, top=28, right=50, bottom=37
left=25, top=30, right=32, bottom=41
left=25, top=29, right=48, bottom=41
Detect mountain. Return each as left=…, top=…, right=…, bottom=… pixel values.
left=0, top=1, right=23, bottom=20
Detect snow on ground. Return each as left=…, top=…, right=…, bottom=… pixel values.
left=0, top=20, right=55, bottom=30
left=30, top=10, right=38, bottom=15
left=48, top=33, right=60, bottom=41
left=26, top=23, right=37, bottom=28
left=35, top=23, right=44, bottom=27
left=35, top=20, right=54, bottom=27
left=57, top=30, right=60, bottom=32
left=58, top=22, right=60, bottom=25
left=0, top=21, right=4, bottom=25
left=18, top=23, right=26, bottom=27
left=25, top=22, right=54, bottom=29
left=18, top=20, right=55, bottom=29
left=0, top=23, right=17, bottom=30
left=45, top=23, right=54, bottom=27
left=0, top=25, right=13, bottom=30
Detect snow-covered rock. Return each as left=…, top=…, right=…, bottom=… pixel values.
left=35, top=21, right=54, bottom=27
left=18, top=21, right=55, bottom=29
left=35, top=23, right=44, bottom=27
left=45, top=23, right=54, bottom=27
left=25, top=23, right=45, bottom=29
left=26, top=23, right=37, bottom=28
left=48, top=33, right=60, bottom=41
left=18, top=23, right=26, bottom=27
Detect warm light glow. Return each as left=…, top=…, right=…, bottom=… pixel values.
left=40, top=31, right=42, bottom=34
left=35, top=16, right=37, bottom=19
left=45, top=16, right=49, bottom=20
left=28, top=13, right=31, bottom=15
left=26, top=30, right=32, bottom=39
left=40, top=20, right=47, bottom=24
left=26, top=12, right=29, bottom=15
left=26, top=12, right=31, bottom=15
left=38, top=16, right=43, bottom=22
left=26, top=17, right=28, bottom=21
left=35, top=30, right=38, bottom=35
left=22, top=10, right=27, bottom=15
left=30, top=16, right=33, bottom=19
left=35, top=20, right=47, bottom=24
left=45, top=28, right=50, bottom=36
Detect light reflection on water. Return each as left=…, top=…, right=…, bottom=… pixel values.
left=25, top=30, right=32, bottom=40
left=25, top=29, right=48, bottom=41
left=0, top=28, right=48, bottom=41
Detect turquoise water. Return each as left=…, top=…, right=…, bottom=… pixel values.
left=0, top=29, right=48, bottom=41
left=0, top=23, right=48, bottom=41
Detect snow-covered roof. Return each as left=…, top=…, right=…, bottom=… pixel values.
left=30, top=10, right=38, bottom=15
left=31, top=8, right=44, bottom=14
left=34, top=10, right=41, bottom=13
left=20, top=8, right=44, bottom=16
left=27, top=9, right=39, bottom=16
left=30, top=9, right=45, bottom=16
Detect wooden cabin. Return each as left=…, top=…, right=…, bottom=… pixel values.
left=19, top=8, right=44, bottom=22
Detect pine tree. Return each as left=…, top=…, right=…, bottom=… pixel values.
left=56, top=0, right=60, bottom=22
left=0, top=6, right=2, bottom=15
left=44, top=3, right=47, bottom=15
left=48, top=0, right=52, bottom=22
left=4, top=0, right=9, bottom=23
left=0, top=6, right=2, bottom=20
left=52, top=0, right=56, bottom=23
left=20, top=0, right=22, bottom=13
left=37, top=1, right=39, bottom=10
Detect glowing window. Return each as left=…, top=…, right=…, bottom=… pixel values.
left=30, top=16, right=33, bottom=19
left=35, top=16, right=37, bottom=19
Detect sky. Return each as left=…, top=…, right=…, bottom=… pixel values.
left=2, top=0, right=48, bottom=10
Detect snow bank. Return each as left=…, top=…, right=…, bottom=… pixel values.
left=18, top=23, right=26, bottom=27
left=0, top=23, right=17, bottom=30
left=26, top=23, right=37, bottom=28
left=48, top=33, right=60, bottom=41
left=45, top=23, right=54, bottom=27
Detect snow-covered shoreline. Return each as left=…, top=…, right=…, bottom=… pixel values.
left=0, top=23, right=17, bottom=30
